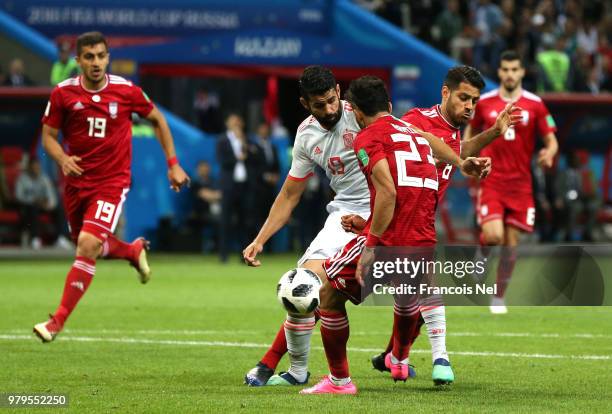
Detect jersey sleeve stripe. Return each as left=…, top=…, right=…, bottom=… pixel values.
left=57, top=77, right=79, bottom=88
left=287, top=172, right=314, bottom=181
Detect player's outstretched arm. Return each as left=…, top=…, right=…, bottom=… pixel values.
left=145, top=107, right=190, bottom=192
left=356, top=159, right=396, bottom=286
left=243, top=177, right=308, bottom=266
left=42, top=124, right=83, bottom=177
left=461, top=103, right=523, bottom=157
left=537, top=132, right=559, bottom=168
left=414, top=128, right=463, bottom=167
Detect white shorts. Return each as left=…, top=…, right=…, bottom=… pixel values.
left=297, top=209, right=371, bottom=266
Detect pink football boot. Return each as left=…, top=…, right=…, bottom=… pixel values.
left=300, top=376, right=357, bottom=395
left=385, top=353, right=409, bottom=382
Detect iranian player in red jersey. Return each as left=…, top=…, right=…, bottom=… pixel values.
left=301, top=76, right=490, bottom=394
left=33, top=32, right=190, bottom=342
left=465, top=50, right=559, bottom=314
left=342, top=66, right=521, bottom=384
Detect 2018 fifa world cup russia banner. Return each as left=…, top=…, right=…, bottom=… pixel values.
left=0, top=0, right=331, bottom=37
left=356, top=245, right=612, bottom=306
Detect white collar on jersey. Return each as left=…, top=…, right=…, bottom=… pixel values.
left=79, top=74, right=109, bottom=93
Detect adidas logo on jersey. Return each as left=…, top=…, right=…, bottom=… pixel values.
left=314, top=146, right=322, bottom=155
left=73, top=101, right=84, bottom=110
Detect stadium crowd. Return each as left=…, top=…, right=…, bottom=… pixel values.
left=356, top=0, right=612, bottom=93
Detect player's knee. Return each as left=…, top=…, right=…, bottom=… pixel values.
left=318, top=280, right=345, bottom=313
left=483, top=231, right=503, bottom=246
left=76, top=232, right=103, bottom=259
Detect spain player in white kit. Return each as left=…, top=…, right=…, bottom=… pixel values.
left=243, top=66, right=370, bottom=386
left=33, top=32, right=189, bottom=342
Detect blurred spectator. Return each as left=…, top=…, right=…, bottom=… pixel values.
left=577, top=18, right=599, bottom=58
left=536, top=35, right=571, bottom=92
left=194, top=88, right=223, bottom=134
left=433, top=0, right=464, bottom=54
left=3, top=59, right=34, bottom=87
left=555, top=151, right=599, bottom=242
left=251, top=122, right=280, bottom=237
left=50, top=41, right=80, bottom=86
left=216, top=113, right=260, bottom=262
left=532, top=159, right=561, bottom=242
left=188, top=160, right=222, bottom=250
left=15, top=159, right=71, bottom=249
left=471, top=0, right=505, bottom=76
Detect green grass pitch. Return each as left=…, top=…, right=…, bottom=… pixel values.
left=1, top=254, right=611, bottom=413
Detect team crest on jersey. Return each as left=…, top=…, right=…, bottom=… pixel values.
left=109, top=102, right=118, bottom=119
left=343, top=130, right=357, bottom=149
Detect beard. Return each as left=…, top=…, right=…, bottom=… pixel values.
left=315, top=108, right=342, bottom=130
left=503, top=80, right=518, bottom=92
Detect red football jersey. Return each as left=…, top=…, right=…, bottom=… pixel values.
left=469, top=89, right=556, bottom=194
left=41, top=74, right=155, bottom=189
left=402, top=104, right=461, bottom=200
left=354, top=115, right=438, bottom=246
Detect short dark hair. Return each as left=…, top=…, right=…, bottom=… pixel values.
left=444, top=66, right=485, bottom=91
left=299, top=66, right=336, bottom=100
left=345, top=76, right=390, bottom=116
left=500, top=50, right=522, bottom=66
left=76, top=32, right=108, bottom=55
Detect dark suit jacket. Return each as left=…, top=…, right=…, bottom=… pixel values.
left=216, top=134, right=264, bottom=192
left=216, top=134, right=238, bottom=192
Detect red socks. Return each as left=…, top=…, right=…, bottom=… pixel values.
left=101, top=235, right=135, bottom=261
left=392, top=303, right=420, bottom=360
left=53, top=256, right=95, bottom=326
left=319, top=310, right=350, bottom=379
left=260, top=322, right=288, bottom=370
left=495, top=248, right=517, bottom=298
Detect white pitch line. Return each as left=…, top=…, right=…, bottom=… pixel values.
left=1, top=334, right=609, bottom=361
left=3, top=329, right=611, bottom=340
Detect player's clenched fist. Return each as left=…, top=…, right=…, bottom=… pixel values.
left=60, top=155, right=83, bottom=177
left=243, top=242, right=263, bottom=267
left=341, top=214, right=366, bottom=234
left=168, top=164, right=190, bottom=192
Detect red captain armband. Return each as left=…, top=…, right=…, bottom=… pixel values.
left=365, top=234, right=380, bottom=248
left=167, top=156, right=178, bottom=168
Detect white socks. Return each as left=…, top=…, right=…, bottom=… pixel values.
left=421, top=305, right=449, bottom=362
left=284, top=314, right=315, bottom=382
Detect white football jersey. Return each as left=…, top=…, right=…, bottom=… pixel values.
left=289, top=101, right=369, bottom=212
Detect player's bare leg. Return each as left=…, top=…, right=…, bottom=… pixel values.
left=480, top=219, right=508, bottom=313
left=33, top=231, right=102, bottom=342
left=245, top=259, right=324, bottom=386
left=101, top=235, right=151, bottom=283
left=490, top=225, right=520, bottom=313
left=301, top=280, right=356, bottom=395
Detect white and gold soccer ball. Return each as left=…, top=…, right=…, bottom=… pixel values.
left=277, top=268, right=322, bottom=314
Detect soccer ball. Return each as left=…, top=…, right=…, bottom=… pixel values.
left=277, top=268, right=322, bottom=314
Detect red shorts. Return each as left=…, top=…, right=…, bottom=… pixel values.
left=323, top=235, right=367, bottom=305
left=63, top=184, right=129, bottom=242
left=476, top=187, right=535, bottom=232
left=323, top=236, right=436, bottom=305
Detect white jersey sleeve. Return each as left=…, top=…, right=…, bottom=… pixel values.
left=288, top=117, right=316, bottom=180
